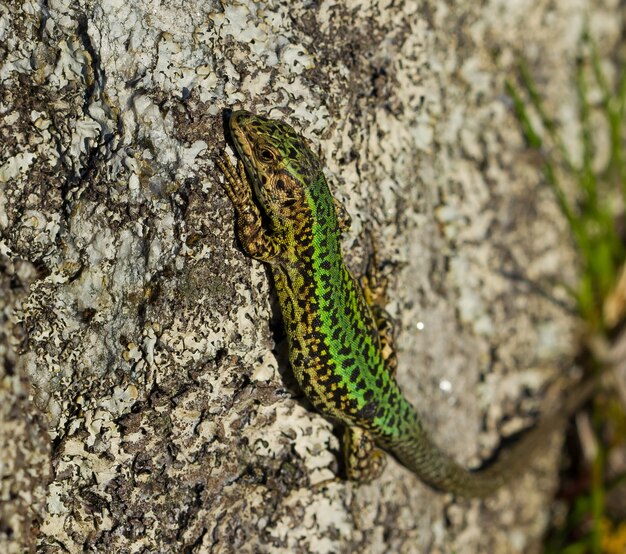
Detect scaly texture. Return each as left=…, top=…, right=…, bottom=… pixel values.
left=216, top=110, right=591, bottom=497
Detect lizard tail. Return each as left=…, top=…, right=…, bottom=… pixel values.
left=389, top=373, right=600, bottom=498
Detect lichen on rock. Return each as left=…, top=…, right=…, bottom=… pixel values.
left=1, top=0, right=622, bottom=552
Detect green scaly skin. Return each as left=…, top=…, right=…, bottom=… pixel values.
left=215, top=110, right=594, bottom=497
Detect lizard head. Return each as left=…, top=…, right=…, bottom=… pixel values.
left=227, top=110, right=324, bottom=223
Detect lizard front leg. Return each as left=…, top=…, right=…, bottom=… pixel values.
left=215, top=153, right=282, bottom=262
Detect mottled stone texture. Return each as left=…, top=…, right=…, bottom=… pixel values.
left=0, top=0, right=622, bottom=552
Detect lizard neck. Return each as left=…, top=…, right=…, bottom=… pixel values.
left=270, top=174, right=341, bottom=264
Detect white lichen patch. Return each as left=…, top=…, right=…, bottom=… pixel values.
left=266, top=488, right=354, bottom=553
left=0, top=152, right=37, bottom=182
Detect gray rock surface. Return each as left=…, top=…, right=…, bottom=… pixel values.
left=1, top=0, right=621, bottom=552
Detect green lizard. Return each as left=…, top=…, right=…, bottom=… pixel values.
left=215, top=109, right=597, bottom=497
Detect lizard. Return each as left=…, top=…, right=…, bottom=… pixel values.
left=215, top=109, right=600, bottom=497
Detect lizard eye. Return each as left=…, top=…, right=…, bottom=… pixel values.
left=259, top=149, right=275, bottom=162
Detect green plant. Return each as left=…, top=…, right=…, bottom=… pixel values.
left=506, top=31, right=625, bottom=334
left=506, top=29, right=626, bottom=554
